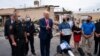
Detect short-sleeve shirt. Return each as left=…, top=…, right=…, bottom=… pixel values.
left=59, top=22, right=71, bottom=35
left=81, top=21, right=95, bottom=35
left=59, top=22, right=71, bottom=31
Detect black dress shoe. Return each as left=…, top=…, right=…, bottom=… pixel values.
left=87, top=53, right=92, bottom=56
left=93, top=51, right=97, bottom=55
left=98, top=54, right=100, bottom=56
left=32, top=52, right=36, bottom=55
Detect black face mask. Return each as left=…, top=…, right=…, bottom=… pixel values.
left=67, top=18, right=69, bottom=21
left=76, top=22, right=79, bottom=24
left=63, top=19, right=66, bottom=22
left=87, top=20, right=90, bottom=23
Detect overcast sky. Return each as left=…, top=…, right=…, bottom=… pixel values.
left=0, top=0, right=100, bottom=12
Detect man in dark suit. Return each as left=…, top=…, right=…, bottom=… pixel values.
left=39, top=11, right=53, bottom=56
left=4, top=14, right=17, bottom=56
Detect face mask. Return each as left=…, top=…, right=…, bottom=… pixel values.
left=76, top=22, right=79, bottom=24
left=18, top=17, right=22, bottom=22
left=87, top=20, right=90, bottom=23
left=26, top=18, right=31, bottom=21
left=67, top=18, right=69, bottom=21
left=63, top=19, right=66, bottom=22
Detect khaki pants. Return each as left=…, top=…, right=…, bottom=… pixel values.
left=82, top=36, right=93, bottom=53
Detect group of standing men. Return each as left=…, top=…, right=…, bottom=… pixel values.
left=4, top=14, right=36, bottom=56
left=4, top=11, right=53, bottom=56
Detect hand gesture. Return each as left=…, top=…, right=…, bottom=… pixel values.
left=12, top=42, right=17, bottom=46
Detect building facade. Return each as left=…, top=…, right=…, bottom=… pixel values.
left=74, top=12, right=100, bottom=21
left=0, top=6, right=55, bottom=26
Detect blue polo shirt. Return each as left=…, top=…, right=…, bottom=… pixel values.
left=81, top=21, right=95, bottom=35
left=59, top=22, right=71, bottom=31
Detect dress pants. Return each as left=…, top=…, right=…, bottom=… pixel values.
left=25, top=36, right=35, bottom=54
left=60, top=35, right=71, bottom=53
left=8, top=37, right=17, bottom=56
left=16, top=39, right=25, bottom=56
left=40, top=37, right=51, bottom=56
left=60, top=35, right=71, bottom=44
left=94, top=36, right=100, bottom=56
left=98, top=41, right=100, bottom=56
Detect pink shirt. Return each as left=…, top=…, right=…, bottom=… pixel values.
left=45, top=19, right=49, bottom=26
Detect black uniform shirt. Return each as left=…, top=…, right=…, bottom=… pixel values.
left=4, top=19, right=14, bottom=36
left=25, top=21, right=35, bottom=36
left=95, top=22, right=100, bottom=34
left=13, top=21, right=25, bottom=40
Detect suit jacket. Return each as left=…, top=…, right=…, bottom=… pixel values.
left=39, top=18, right=53, bottom=40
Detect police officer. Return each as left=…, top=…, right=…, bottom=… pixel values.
left=21, top=18, right=29, bottom=56
left=12, top=15, right=26, bottom=56
left=25, top=17, right=36, bottom=55
left=4, top=14, right=17, bottom=56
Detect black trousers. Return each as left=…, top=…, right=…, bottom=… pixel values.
left=25, top=36, right=35, bottom=54
left=16, top=40, right=26, bottom=56
left=94, top=36, right=100, bottom=55
left=8, top=37, right=17, bottom=56
left=60, top=35, right=71, bottom=44
left=60, top=35, right=71, bottom=53
left=40, top=38, right=51, bottom=56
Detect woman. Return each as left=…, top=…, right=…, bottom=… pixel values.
left=72, top=19, right=82, bottom=51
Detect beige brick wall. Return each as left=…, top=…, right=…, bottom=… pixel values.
left=0, top=8, right=15, bottom=15
left=16, top=7, right=55, bottom=21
